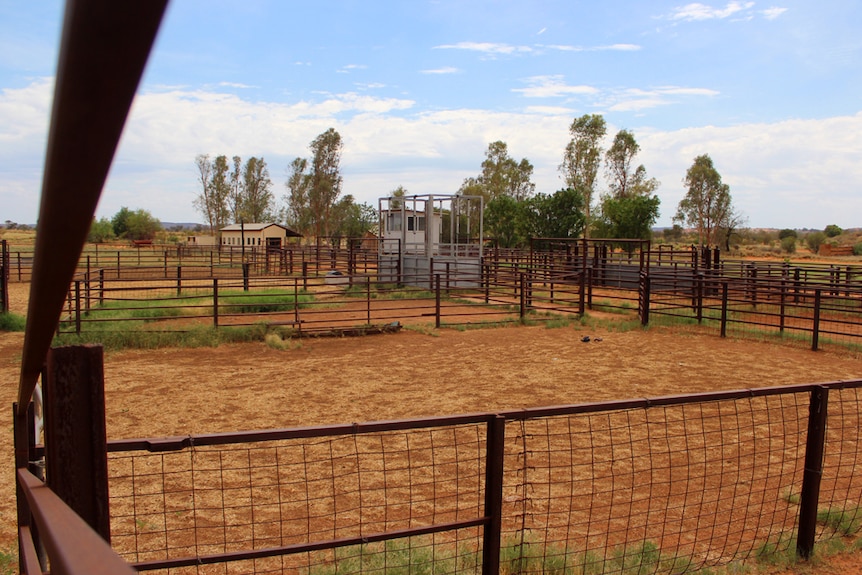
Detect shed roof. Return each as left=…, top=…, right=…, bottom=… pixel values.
left=220, top=222, right=302, bottom=237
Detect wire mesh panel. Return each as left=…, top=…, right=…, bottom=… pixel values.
left=103, top=383, right=862, bottom=574
left=502, top=393, right=810, bottom=574
left=819, top=386, right=862, bottom=539
left=109, top=423, right=487, bottom=574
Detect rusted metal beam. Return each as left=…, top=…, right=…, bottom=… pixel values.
left=18, top=469, right=137, bottom=575
left=18, top=0, right=169, bottom=412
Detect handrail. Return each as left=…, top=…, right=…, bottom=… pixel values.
left=17, top=468, right=137, bottom=575
left=17, top=0, right=168, bottom=412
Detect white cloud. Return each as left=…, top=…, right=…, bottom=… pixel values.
left=668, top=2, right=755, bottom=22
left=761, top=6, right=788, bottom=20
left=513, top=76, right=599, bottom=98
left=0, top=77, right=52, bottom=144
left=433, top=42, right=533, bottom=55
left=606, top=86, right=719, bottom=111
left=2, top=78, right=860, bottom=230
left=420, top=67, right=460, bottom=75
left=545, top=43, right=642, bottom=52
left=337, top=64, right=368, bottom=74
left=639, top=113, right=862, bottom=228
left=524, top=105, right=576, bottom=115
left=218, top=81, right=255, bottom=89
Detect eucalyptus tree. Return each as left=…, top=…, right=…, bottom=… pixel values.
left=675, top=154, right=734, bottom=247
left=193, top=154, right=214, bottom=233
left=604, top=130, right=659, bottom=200
left=284, top=157, right=312, bottom=235
left=284, top=128, right=344, bottom=240
left=595, top=129, right=661, bottom=242
left=459, top=140, right=535, bottom=202
left=241, top=156, right=275, bottom=222
left=560, top=114, right=607, bottom=237
left=227, top=155, right=243, bottom=223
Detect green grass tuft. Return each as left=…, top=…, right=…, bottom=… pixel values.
left=0, top=549, right=15, bottom=575
left=817, top=506, right=862, bottom=536
left=0, top=311, right=26, bottom=331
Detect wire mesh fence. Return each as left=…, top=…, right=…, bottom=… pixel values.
left=104, top=381, right=862, bottom=575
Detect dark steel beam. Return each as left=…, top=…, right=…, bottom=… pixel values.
left=18, top=469, right=137, bottom=575
left=18, top=0, right=169, bottom=412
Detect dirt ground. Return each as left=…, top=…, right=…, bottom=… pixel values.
left=3, top=280, right=862, bottom=573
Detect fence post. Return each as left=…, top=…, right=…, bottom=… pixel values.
left=779, top=276, right=787, bottom=334
left=519, top=273, right=527, bottom=320
left=74, top=281, right=82, bottom=335
left=748, top=264, right=758, bottom=308
left=812, top=289, right=821, bottom=351
left=435, top=274, right=442, bottom=329
left=14, top=400, right=45, bottom=571
left=243, top=262, right=250, bottom=292
left=578, top=268, right=587, bottom=317
left=366, top=276, right=371, bottom=326
left=720, top=281, right=728, bottom=337
left=696, top=272, right=704, bottom=323
left=797, top=385, right=829, bottom=560
left=213, top=278, right=219, bottom=328
left=294, top=277, right=301, bottom=328
left=481, top=415, right=506, bottom=575
left=302, top=261, right=308, bottom=291
left=99, top=269, right=105, bottom=306
left=0, top=239, right=8, bottom=314
left=484, top=263, right=490, bottom=304
left=639, top=273, right=650, bottom=326
left=44, top=345, right=112, bottom=542
left=176, top=265, right=182, bottom=296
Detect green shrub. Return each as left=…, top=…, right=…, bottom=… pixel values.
left=805, top=231, right=827, bottom=254
left=780, top=235, right=797, bottom=254
left=854, top=243, right=862, bottom=256
left=778, top=228, right=798, bottom=240
left=824, top=224, right=843, bottom=238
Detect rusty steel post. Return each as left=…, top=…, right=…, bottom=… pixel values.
left=797, top=385, right=828, bottom=560
left=812, top=289, right=822, bottom=351
left=435, top=274, right=441, bottom=329
left=44, top=345, right=111, bottom=542
left=213, top=278, right=219, bottom=328
left=481, top=415, right=505, bottom=575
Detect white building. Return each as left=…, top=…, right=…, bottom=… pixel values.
left=219, top=223, right=301, bottom=249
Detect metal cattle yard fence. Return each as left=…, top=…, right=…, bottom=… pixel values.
left=22, top=375, right=862, bottom=574
left=45, top=240, right=862, bottom=352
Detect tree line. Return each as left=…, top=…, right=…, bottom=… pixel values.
left=190, top=119, right=741, bottom=248
left=194, top=128, right=375, bottom=243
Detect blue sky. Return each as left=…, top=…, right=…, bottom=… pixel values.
left=1, top=1, right=860, bottom=229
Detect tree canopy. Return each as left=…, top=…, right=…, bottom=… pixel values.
left=194, top=154, right=275, bottom=230
left=675, top=154, right=734, bottom=247
left=560, top=114, right=606, bottom=237
left=285, top=128, right=345, bottom=239
left=111, top=207, right=161, bottom=241
left=459, top=140, right=535, bottom=202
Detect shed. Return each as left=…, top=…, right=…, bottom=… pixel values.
left=220, top=223, right=301, bottom=249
